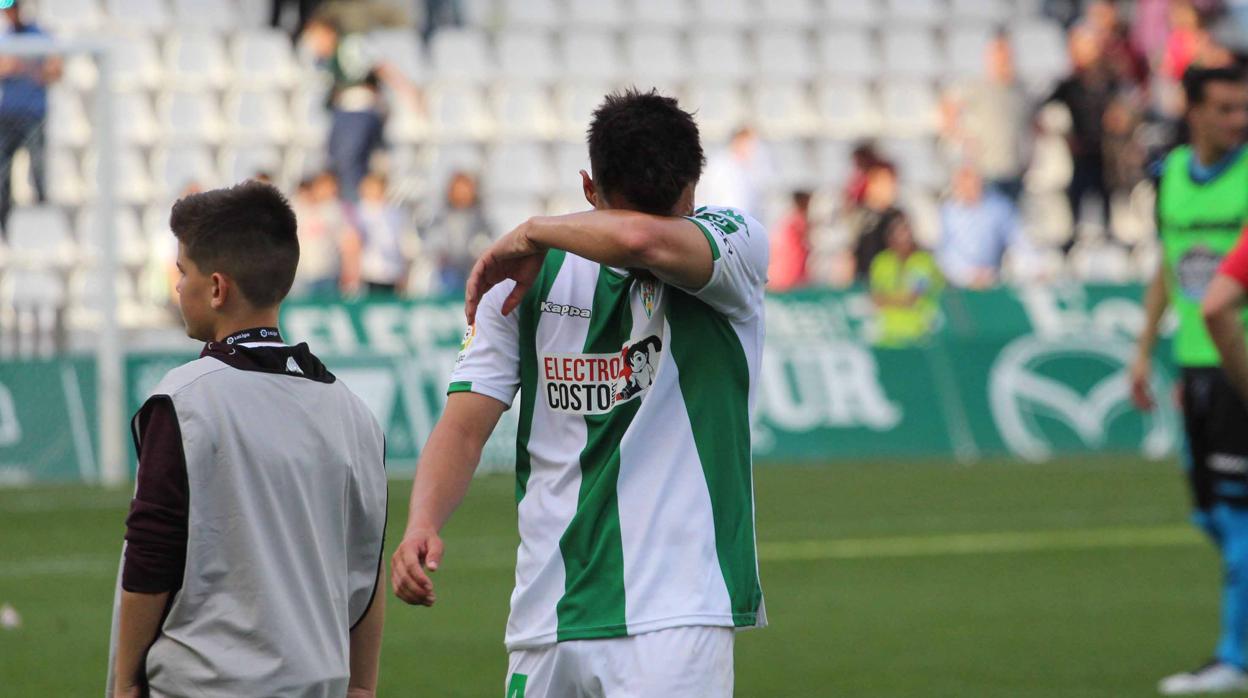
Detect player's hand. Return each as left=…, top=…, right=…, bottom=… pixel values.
left=465, top=221, right=547, bottom=325
left=391, top=529, right=443, bottom=607
left=1130, top=355, right=1155, bottom=411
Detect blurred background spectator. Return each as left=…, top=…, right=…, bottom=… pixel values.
left=355, top=171, right=415, bottom=296
left=0, top=0, right=59, bottom=239
left=850, top=163, right=903, bottom=283
left=870, top=213, right=944, bottom=347
left=422, top=171, right=492, bottom=296
left=937, top=164, right=1022, bottom=289
left=768, top=190, right=812, bottom=293
left=290, top=171, right=360, bottom=299
left=699, top=126, right=773, bottom=222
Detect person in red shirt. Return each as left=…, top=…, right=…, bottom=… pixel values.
left=767, top=191, right=811, bottom=292
left=1203, top=231, right=1248, bottom=400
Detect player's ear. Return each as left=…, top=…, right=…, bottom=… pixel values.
left=581, top=170, right=598, bottom=209
left=209, top=272, right=228, bottom=311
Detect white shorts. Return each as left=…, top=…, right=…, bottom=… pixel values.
left=504, top=625, right=734, bottom=698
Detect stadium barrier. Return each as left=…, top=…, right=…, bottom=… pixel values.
left=0, top=284, right=1180, bottom=484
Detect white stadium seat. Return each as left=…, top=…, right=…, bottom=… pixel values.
left=219, top=145, right=285, bottom=186
left=885, top=0, right=947, bottom=26
left=560, top=32, right=622, bottom=83
left=882, top=27, right=945, bottom=80
left=290, top=88, right=332, bottom=146
left=567, top=0, right=626, bottom=29
left=486, top=195, right=545, bottom=234
left=692, top=0, right=752, bottom=27
left=499, top=0, right=562, bottom=30
left=634, top=0, right=689, bottom=28
left=385, top=97, right=430, bottom=145
left=825, top=0, right=882, bottom=26
left=7, top=206, right=77, bottom=269
left=425, top=143, right=486, bottom=192
left=77, top=208, right=150, bottom=271
left=39, top=0, right=105, bottom=34
left=497, top=31, right=559, bottom=84
left=683, top=84, right=750, bottom=144
left=428, top=87, right=494, bottom=142
left=430, top=28, right=495, bottom=84
left=552, top=141, right=591, bottom=193
left=814, top=139, right=855, bottom=185
left=950, top=0, right=1011, bottom=23
left=624, top=32, right=686, bottom=86
left=151, top=146, right=221, bottom=198
left=881, top=136, right=946, bottom=190
left=756, top=29, right=816, bottom=82
left=947, top=26, right=995, bottom=79
left=83, top=147, right=155, bottom=205
left=751, top=82, right=817, bottom=139
left=158, top=91, right=227, bottom=145
left=107, top=0, right=171, bottom=32
left=555, top=82, right=613, bottom=141
left=370, top=29, right=426, bottom=84
left=232, top=31, right=301, bottom=90
left=493, top=85, right=559, bottom=141
left=173, top=0, right=240, bottom=32
left=47, top=89, right=91, bottom=149
left=767, top=139, right=817, bottom=192
left=1013, top=19, right=1069, bottom=84
left=112, top=92, right=159, bottom=147
left=690, top=29, right=751, bottom=83
left=815, top=81, right=880, bottom=139
left=484, top=143, right=555, bottom=198
left=110, top=36, right=163, bottom=92
left=46, top=149, right=87, bottom=207
left=164, top=33, right=232, bottom=91
left=758, top=0, right=817, bottom=26
left=880, top=82, right=940, bottom=138
left=223, top=90, right=292, bottom=144
left=817, top=29, right=881, bottom=82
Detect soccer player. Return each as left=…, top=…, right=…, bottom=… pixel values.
left=1130, top=65, right=1248, bottom=695
left=391, top=89, right=767, bottom=697
left=106, top=182, right=388, bottom=698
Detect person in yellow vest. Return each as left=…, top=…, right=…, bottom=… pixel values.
left=870, top=212, right=944, bottom=347
left=1130, top=64, right=1248, bottom=695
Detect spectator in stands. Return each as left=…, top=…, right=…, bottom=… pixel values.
left=871, top=213, right=944, bottom=347
left=271, top=0, right=324, bottom=40
left=354, top=172, right=414, bottom=296
left=1083, top=0, right=1150, bottom=88
left=422, top=0, right=465, bottom=47
left=0, top=0, right=60, bottom=239
left=302, top=14, right=415, bottom=204
left=1047, top=25, right=1118, bottom=248
left=842, top=141, right=887, bottom=212
left=937, top=164, right=1021, bottom=289
left=423, top=171, right=492, bottom=296
left=768, top=191, right=812, bottom=292
left=699, top=126, right=773, bottom=222
left=851, top=163, right=903, bottom=283
left=941, top=33, right=1029, bottom=202
left=291, top=172, right=360, bottom=298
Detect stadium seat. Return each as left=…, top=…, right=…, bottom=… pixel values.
left=824, top=0, right=882, bottom=26
left=427, top=87, right=494, bottom=142
left=483, top=143, right=555, bottom=198
left=552, top=141, right=591, bottom=193
left=950, top=0, right=1010, bottom=23
left=566, top=0, right=626, bottom=29
left=691, top=0, right=752, bottom=27
left=757, top=0, right=817, bottom=26
left=559, top=31, right=622, bottom=83
left=67, top=266, right=143, bottom=329
left=106, top=0, right=172, bottom=32
left=223, top=90, right=292, bottom=144
left=499, top=0, right=562, bottom=30
left=624, top=31, right=687, bottom=86
left=219, top=144, right=285, bottom=186
left=290, top=87, right=333, bottom=146
left=1069, top=242, right=1132, bottom=283
left=38, top=0, right=105, bottom=34
left=689, top=29, right=751, bottom=83
left=756, top=29, right=816, bottom=82
left=814, top=139, right=854, bottom=186
left=881, top=136, right=946, bottom=189
left=1012, top=19, right=1069, bottom=85
left=430, top=28, right=495, bottom=85
left=751, top=82, right=817, bottom=139
left=110, top=36, right=163, bottom=92
left=881, top=27, right=945, bottom=80
left=814, top=80, right=880, bottom=139
left=633, top=0, right=689, bottom=28
left=158, top=90, right=227, bottom=145
left=46, top=148, right=87, bottom=207
left=232, top=30, right=301, bottom=90
left=112, top=92, right=159, bottom=147
left=817, top=29, right=880, bottom=82
left=47, top=89, right=91, bottom=149
left=164, top=33, right=232, bottom=91
left=497, top=31, right=558, bottom=84
left=885, top=0, right=946, bottom=27
left=425, top=143, right=486, bottom=192
left=493, top=85, right=558, bottom=141
left=385, top=97, right=430, bottom=145
left=485, top=195, right=545, bottom=235
left=62, top=54, right=100, bottom=92
left=369, top=29, right=426, bottom=84
left=880, top=82, right=940, bottom=139
left=947, top=25, right=995, bottom=79
left=151, top=146, right=221, bottom=198
left=3, top=269, right=67, bottom=334
left=899, top=188, right=941, bottom=247
left=766, top=139, right=817, bottom=192
left=682, top=84, right=750, bottom=144
left=82, top=147, right=155, bottom=205
left=77, top=207, right=149, bottom=271
left=7, top=206, right=78, bottom=270
left=1021, top=191, right=1074, bottom=247
left=173, top=0, right=239, bottom=33
left=554, top=82, right=613, bottom=141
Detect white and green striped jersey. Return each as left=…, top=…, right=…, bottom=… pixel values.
left=449, top=206, right=768, bottom=650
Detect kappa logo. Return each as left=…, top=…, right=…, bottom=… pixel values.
left=989, top=336, right=1178, bottom=461
left=541, top=301, right=592, bottom=319
left=541, top=335, right=663, bottom=414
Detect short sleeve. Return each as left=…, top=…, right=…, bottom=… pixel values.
left=682, top=206, right=770, bottom=321
left=447, top=279, right=522, bottom=407
left=1218, top=231, right=1248, bottom=291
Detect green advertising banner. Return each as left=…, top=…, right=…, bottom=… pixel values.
left=2, top=284, right=1184, bottom=484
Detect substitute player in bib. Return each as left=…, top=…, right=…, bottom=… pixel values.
left=1129, top=65, right=1248, bottom=695
left=106, top=182, right=388, bottom=698
left=392, top=89, right=767, bottom=697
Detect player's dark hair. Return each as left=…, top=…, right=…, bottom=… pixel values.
left=587, top=88, right=704, bottom=216
left=170, top=181, right=299, bottom=308
left=1183, top=64, right=1247, bottom=106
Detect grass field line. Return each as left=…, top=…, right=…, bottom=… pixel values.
left=1, top=524, right=1208, bottom=580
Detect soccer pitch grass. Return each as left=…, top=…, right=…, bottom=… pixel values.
left=0, top=457, right=1225, bottom=697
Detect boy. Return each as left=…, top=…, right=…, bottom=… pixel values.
left=107, top=182, right=388, bottom=697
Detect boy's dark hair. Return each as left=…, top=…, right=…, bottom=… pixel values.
left=587, top=88, right=704, bottom=216
left=170, top=181, right=299, bottom=308
left=1183, top=64, right=1247, bottom=106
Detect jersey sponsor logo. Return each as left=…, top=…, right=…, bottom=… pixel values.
left=541, top=335, right=663, bottom=414
left=541, top=301, right=592, bottom=319
left=1177, top=245, right=1223, bottom=300
left=454, top=325, right=476, bottom=367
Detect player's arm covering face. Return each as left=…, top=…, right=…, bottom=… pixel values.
left=680, top=205, right=770, bottom=320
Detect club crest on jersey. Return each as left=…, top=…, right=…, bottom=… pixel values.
left=541, top=335, right=663, bottom=415
left=455, top=325, right=476, bottom=366
left=640, top=278, right=659, bottom=319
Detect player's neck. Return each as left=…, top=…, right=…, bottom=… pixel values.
left=1193, top=140, right=1236, bottom=168
left=212, top=310, right=282, bottom=343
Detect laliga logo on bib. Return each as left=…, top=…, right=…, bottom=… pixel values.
left=989, top=336, right=1178, bottom=461
left=541, top=335, right=663, bottom=415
